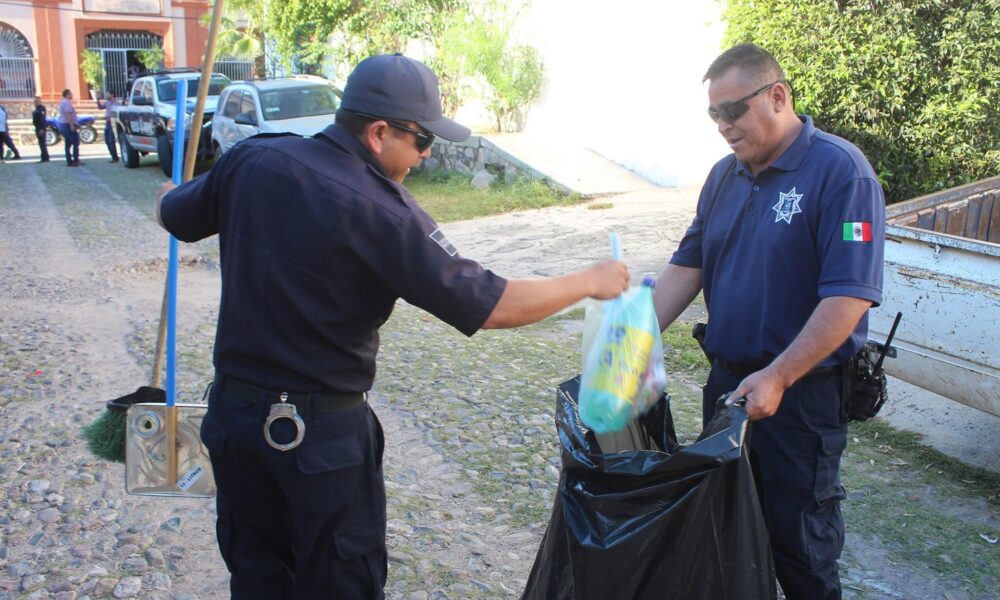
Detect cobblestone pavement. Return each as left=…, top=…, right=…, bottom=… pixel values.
left=1, top=152, right=696, bottom=600
left=1, top=150, right=997, bottom=600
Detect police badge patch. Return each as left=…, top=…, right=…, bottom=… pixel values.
left=772, top=187, right=803, bottom=224
left=429, top=228, right=458, bottom=256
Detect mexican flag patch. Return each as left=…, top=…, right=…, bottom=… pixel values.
left=843, top=222, right=872, bottom=242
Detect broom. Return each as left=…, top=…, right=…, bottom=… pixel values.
left=82, top=0, right=226, bottom=463
left=82, top=287, right=169, bottom=462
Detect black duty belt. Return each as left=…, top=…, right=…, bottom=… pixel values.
left=217, top=374, right=366, bottom=415
left=714, top=358, right=840, bottom=379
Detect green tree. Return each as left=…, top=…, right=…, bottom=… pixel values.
left=722, top=0, right=1000, bottom=203
left=268, top=0, right=352, bottom=74
left=434, top=5, right=544, bottom=131
left=202, top=0, right=542, bottom=130
left=136, top=45, right=164, bottom=71
left=210, top=0, right=269, bottom=78
left=267, top=0, right=461, bottom=76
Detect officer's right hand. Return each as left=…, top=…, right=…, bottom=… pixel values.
left=586, top=259, right=630, bottom=299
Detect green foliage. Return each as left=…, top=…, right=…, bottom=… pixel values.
left=79, top=49, right=103, bottom=90
left=136, top=45, right=164, bottom=70
left=434, top=6, right=544, bottom=131
left=405, top=170, right=579, bottom=223
left=269, top=0, right=352, bottom=74
left=206, top=0, right=542, bottom=129
left=209, top=6, right=266, bottom=77
left=722, top=0, right=1000, bottom=203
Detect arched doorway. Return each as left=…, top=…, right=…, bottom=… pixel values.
left=85, top=30, right=163, bottom=97
left=0, top=22, right=36, bottom=100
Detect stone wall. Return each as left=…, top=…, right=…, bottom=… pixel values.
left=422, top=135, right=571, bottom=195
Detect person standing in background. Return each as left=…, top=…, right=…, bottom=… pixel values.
left=58, top=89, right=80, bottom=167
left=0, top=103, right=22, bottom=161
left=97, top=91, right=120, bottom=162
left=32, top=97, right=50, bottom=163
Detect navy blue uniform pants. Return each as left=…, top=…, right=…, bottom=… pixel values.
left=704, top=364, right=847, bottom=600
left=35, top=128, right=49, bottom=161
left=202, top=376, right=388, bottom=599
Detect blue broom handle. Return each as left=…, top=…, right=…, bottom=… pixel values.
left=609, top=231, right=623, bottom=305
left=166, top=79, right=187, bottom=408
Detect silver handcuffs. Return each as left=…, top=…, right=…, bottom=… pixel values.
left=263, top=392, right=305, bottom=451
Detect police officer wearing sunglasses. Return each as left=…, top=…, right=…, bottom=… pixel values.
left=653, top=44, right=884, bottom=599
left=155, top=54, right=629, bottom=598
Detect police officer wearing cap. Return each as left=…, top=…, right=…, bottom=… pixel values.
left=652, top=44, right=884, bottom=599
left=156, top=54, right=629, bottom=599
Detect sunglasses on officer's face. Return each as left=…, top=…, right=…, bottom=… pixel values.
left=385, top=121, right=436, bottom=152
left=707, top=79, right=788, bottom=124
left=350, top=110, right=436, bottom=152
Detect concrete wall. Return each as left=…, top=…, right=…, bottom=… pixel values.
left=1, top=5, right=35, bottom=50
left=425, top=136, right=572, bottom=194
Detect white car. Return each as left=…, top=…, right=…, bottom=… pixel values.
left=211, top=75, right=342, bottom=157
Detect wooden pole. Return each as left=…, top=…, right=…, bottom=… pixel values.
left=183, top=0, right=227, bottom=181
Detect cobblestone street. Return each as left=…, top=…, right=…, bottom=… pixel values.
left=1, top=146, right=997, bottom=599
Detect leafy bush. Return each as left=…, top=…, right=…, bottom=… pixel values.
left=722, top=0, right=1000, bottom=203
left=136, top=45, right=164, bottom=71
left=434, top=8, right=544, bottom=132
left=79, top=50, right=104, bottom=91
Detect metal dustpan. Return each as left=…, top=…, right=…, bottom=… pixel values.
left=125, top=401, right=215, bottom=497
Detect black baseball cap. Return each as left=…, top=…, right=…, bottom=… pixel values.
left=340, top=54, right=471, bottom=142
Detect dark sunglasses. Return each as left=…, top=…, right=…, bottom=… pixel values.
left=707, top=79, right=788, bottom=124
left=350, top=110, right=436, bottom=151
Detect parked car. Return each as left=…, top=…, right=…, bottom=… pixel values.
left=211, top=76, right=342, bottom=158
left=114, top=68, right=230, bottom=177
left=44, top=115, right=98, bottom=146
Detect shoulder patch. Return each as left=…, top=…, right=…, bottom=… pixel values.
left=429, top=228, right=458, bottom=257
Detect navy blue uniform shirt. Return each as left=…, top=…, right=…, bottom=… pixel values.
left=671, top=116, right=884, bottom=366
left=160, top=124, right=507, bottom=392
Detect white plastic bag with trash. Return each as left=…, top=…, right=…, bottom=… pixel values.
left=579, top=234, right=667, bottom=434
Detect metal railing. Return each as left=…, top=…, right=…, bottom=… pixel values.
left=0, top=58, right=36, bottom=100
left=213, top=60, right=253, bottom=82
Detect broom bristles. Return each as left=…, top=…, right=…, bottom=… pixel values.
left=82, top=409, right=128, bottom=463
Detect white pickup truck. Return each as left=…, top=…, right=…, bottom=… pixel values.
left=870, top=176, right=1000, bottom=417
left=114, top=68, right=229, bottom=177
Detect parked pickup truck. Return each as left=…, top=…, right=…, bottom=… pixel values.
left=870, top=176, right=1000, bottom=417
left=114, top=68, right=230, bottom=177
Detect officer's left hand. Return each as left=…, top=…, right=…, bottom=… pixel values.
left=728, top=367, right=787, bottom=420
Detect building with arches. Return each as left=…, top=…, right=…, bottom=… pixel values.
left=0, top=0, right=233, bottom=104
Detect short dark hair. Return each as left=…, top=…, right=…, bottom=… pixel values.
left=335, top=108, right=376, bottom=138
left=62, top=89, right=71, bottom=98
left=704, top=43, right=786, bottom=86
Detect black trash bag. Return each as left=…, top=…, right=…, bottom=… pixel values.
left=522, top=376, right=776, bottom=600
